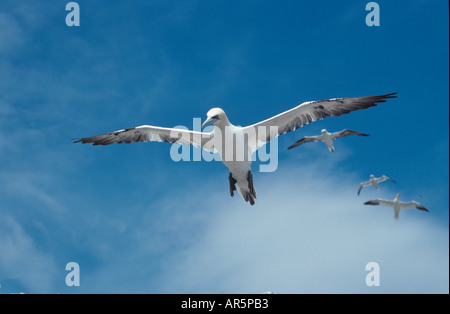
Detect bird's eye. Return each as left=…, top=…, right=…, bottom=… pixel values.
left=213, top=115, right=219, bottom=119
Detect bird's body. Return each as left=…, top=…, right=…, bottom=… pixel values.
left=203, top=110, right=257, bottom=204
left=321, top=131, right=335, bottom=152
left=75, top=93, right=397, bottom=205
left=288, top=129, right=369, bottom=151
left=364, top=193, right=429, bottom=220
left=358, top=174, right=397, bottom=196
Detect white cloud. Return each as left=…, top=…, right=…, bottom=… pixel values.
left=0, top=215, right=57, bottom=293
left=38, top=152, right=446, bottom=294
left=155, top=163, right=449, bottom=294
left=0, top=171, right=67, bottom=215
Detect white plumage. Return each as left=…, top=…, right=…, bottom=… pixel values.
left=288, top=128, right=369, bottom=152
left=357, top=174, right=397, bottom=196
left=364, top=193, right=429, bottom=220
left=75, top=93, right=397, bottom=205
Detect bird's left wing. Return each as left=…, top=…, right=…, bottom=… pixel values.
left=357, top=182, right=370, bottom=196
left=331, top=129, right=370, bottom=140
left=244, top=93, right=396, bottom=149
left=74, top=125, right=214, bottom=151
left=400, top=201, right=429, bottom=211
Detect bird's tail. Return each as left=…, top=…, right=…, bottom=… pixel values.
left=244, top=191, right=256, bottom=206
left=232, top=170, right=257, bottom=205
left=229, top=172, right=237, bottom=197
left=237, top=171, right=257, bottom=205
left=245, top=171, right=257, bottom=205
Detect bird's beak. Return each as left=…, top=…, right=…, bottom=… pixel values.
left=202, top=116, right=218, bottom=128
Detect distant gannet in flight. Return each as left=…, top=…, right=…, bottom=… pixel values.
left=75, top=93, right=396, bottom=205
left=364, top=193, right=429, bottom=220
left=288, top=129, right=369, bottom=151
left=357, top=174, right=397, bottom=196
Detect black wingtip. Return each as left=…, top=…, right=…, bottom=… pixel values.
left=287, top=142, right=300, bottom=150
left=370, top=92, right=398, bottom=103
left=383, top=92, right=398, bottom=98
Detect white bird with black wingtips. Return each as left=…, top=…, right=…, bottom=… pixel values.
left=288, top=128, right=369, bottom=151
left=364, top=193, right=429, bottom=220
left=75, top=93, right=397, bottom=205
left=357, top=174, right=397, bottom=196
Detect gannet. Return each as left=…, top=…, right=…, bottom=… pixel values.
left=357, top=174, right=397, bottom=196
left=364, top=193, right=429, bottom=220
left=288, top=129, right=369, bottom=151
left=75, top=93, right=397, bottom=205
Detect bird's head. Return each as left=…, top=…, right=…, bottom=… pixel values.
left=395, top=193, right=401, bottom=201
left=321, top=129, right=327, bottom=134
left=370, top=174, right=375, bottom=178
left=202, top=108, right=229, bottom=128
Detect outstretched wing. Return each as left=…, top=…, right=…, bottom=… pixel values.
left=357, top=182, right=371, bottom=196
left=415, top=203, right=429, bottom=212
left=331, top=129, right=370, bottom=140
left=74, top=125, right=214, bottom=151
left=400, top=201, right=429, bottom=212
left=378, top=175, right=397, bottom=184
left=287, top=135, right=322, bottom=150
left=246, top=93, right=397, bottom=147
left=364, top=199, right=394, bottom=207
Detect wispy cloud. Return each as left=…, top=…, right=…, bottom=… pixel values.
left=155, top=164, right=449, bottom=294
left=0, top=215, right=57, bottom=293
left=0, top=0, right=447, bottom=294
left=0, top=12, right=24, bottom=53
left=34, top=154, right=445, bottom=294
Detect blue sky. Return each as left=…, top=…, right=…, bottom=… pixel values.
left=0, top=0, right=448, bottom=293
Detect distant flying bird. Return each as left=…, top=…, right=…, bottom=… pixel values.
left=357, top=174, right=397, bottom=196
left=364, top=193, right=429, bottom=220
left=288, top=129, right=369, bottom=151
left=75, top=93, right=396, bottom=205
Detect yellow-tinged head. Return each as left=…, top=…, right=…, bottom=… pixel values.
left=202, top=108, right=229, bottom=128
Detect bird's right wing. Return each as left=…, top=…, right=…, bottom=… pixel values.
left=357, top=185, right=363, bottom=196
left=364, top=199, right=393, bottom=206
left=74, top=125, right=215, bottom=152
left=287, top=135, right=322, bottom=150
left=357, top=181, right=373, bottom=195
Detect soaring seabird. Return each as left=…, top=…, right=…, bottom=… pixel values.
left=357, top=174, right=397, bottom=196
left=288, top=129, right=369, bottom=151
left=364, top=193, right=429, bottom=220
left=75, top=93, right=397, bottom=205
